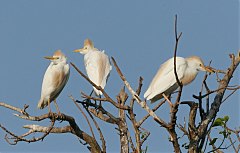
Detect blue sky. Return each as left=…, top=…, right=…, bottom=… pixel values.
left=0, top=0, right=239, bottom=152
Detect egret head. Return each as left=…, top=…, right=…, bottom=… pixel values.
left=187, top=56, right=213, bottom=73
left=44, top=50, right=67, bottom=64
left=74, top=39, right=94, bottom=54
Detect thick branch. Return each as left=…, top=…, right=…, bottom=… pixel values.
left=194, top=52, right=240, bottom=152
left=117, top=87, right=130, bottom=153
left=23, top=124, right=72, bottom=133
left=198, top=52, right=240, bottom=136
left=0, top=102, right=102, bottom=153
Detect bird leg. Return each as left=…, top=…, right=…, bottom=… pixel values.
left=98, top=95, right=102, bottom=108
left=53, top=99, right=61, bottom=115
left=94, top=95, right=103, bottom=114
left=82, top=90, right=94, bottom=107
left=89, top=89, right=98, bottom=106
left=53, top=99, right=64, bottom=121
left=162, top=93, right=173, bottom=107
left=87, top=89, right=102, bottom=112
left=47, top=98, right=55, bottom=119
left=47, top=98, right=52, bottom=114
left=89, top=90, right=94, bottom=97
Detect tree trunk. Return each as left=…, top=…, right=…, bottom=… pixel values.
left=118, top=88, right=129, bottom=153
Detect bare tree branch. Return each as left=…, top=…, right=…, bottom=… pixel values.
left=111, top=57, right=168, bottom=128
left=69, top=95, right=96, bottom=140
left=164, top=14, right=183, bottom=153
left=0, top=102, right=102, bottom=153
left=198, top=52, right=240, bottom=137
left=137, top=99, right=166, bottom=127
left=130, top=77, right=143, bottom=108
left=173, top=14, right=183, bottom=87
left=117, top=87, right=130, bottom=153
left=83, top=104, right=107, bottom=153
left=70, top=62, right=130, bottom=110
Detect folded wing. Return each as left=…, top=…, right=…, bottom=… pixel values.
left=144, top=57, right=187, bottom=102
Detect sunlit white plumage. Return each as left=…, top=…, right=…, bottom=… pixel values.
left=38, top=50, right=70, bottom=111
left=144, top=56, right=213, bottom=103
left=74, top=39, right=112, bottom=95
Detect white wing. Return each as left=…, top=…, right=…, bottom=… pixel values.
left=84, top=51, right=111, bottom=95
left=144, top=57, right=187, bottom=101
left=50, top=63, right=70, bottom=101
left=38, top=63, right=56, bottom=108
left=38, top=63, right=70, bottom=109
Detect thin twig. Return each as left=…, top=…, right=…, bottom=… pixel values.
left=69, top=95, right=96, bottom=140
left=173, top=14, right=183, bottom=87
left=70, top=62, right=130, bottom=110
left=140, top=127, right=150, bottom=146
left=166, top=14, right=183, bottom=153
left=1, top=120, right=54, bottom=145
left=193, top=86, right=240, bottom=100
left=111, top=57, right=168, bottom=128
left=81, top=92, right=109, bottom=101
left=137, top=99, right=166, bottom=127
left=222, top=88, right=239, bottom=103
left=76, top=100, right=119, bottom=123
left=127, top=131, right=136, bottom=153
left=83, top=105, right=106, bottom=153
left=130, top=76, right=143, bottom=108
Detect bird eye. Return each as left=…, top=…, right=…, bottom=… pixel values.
left=199, top=64, right=202, bottom=66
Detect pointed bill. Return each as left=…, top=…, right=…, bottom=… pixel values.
left=73, top=48, right=83, bottom=53
left=44, top=56, right=59, bottom=60
left=204, top=66, right=215, bottom=73
left=201, top=65, right=215, bottom=73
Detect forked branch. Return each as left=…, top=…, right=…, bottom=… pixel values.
left=0, top=102, right=102, bottom=153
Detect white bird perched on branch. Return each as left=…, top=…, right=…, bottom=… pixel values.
left=144, top=56, right=214, bottom=103
left=38, top=50, right=70, bottom=114
left=74, top=39, right=112, bottom=96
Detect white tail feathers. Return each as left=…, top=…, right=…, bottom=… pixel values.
left=37, top=98, right=45, bottom=109
left=143, top=88, right=151, bottom=100
left=93, top=87, right=103, bottom=96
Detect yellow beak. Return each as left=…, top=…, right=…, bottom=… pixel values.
left=73, top=48, right=83, bottom=53
left=44, top=56, right=59, bottom=60
left=202, top=65, right=215, bottom=73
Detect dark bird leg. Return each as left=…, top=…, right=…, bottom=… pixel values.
left=99, top=95, right=102, bottom=108
left=89, top=90, right=94, bottom=97
left=84, top=90, right=94, bottom=107
left=95, top=95, right=102, bottom=113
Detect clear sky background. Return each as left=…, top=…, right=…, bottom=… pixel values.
left=0, top=0, right=239, bottom=153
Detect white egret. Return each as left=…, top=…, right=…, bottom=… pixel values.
left=74, top=39, right=112, bottom=96
left=144, top=56, right=213, bottom=103
left=38, top=50, right=70, bottom=114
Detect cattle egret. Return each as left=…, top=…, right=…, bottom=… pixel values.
left=74, top=39, right=112, bottom=96
left=38, top=50, right=70, bottom=114
left=144, top=56, right=213, bottom=103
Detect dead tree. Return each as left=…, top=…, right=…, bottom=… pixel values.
left=0, top=15, right=239, bottom=153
